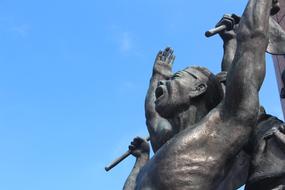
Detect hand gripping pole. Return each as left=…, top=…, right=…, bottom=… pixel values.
left=105, top=136, right=150, bottom=172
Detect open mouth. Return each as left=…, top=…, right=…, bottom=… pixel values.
left=155, top=86, right=164, bottom=99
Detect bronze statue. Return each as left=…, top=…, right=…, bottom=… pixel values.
left=122, top=0, right=275, bottom=189
left=104, top=0, right=285, bottom=189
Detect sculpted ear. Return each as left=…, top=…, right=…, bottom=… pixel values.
left=189, top=83, right=207, bottom=98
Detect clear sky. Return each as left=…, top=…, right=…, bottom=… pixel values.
left=0, top=0, right=283, bottom=190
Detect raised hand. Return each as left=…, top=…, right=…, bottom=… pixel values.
left=153, top=47, right=175, bottom=78
left=129, top=137, right=150, bottom=158
left=216, top=14, right=240, bottom=41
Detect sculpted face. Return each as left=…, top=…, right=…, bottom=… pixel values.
left=155, top=68, right=207, bottom=118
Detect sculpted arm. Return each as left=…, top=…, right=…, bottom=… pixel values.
left=217, top=14, right=240, bottom=72
left=186, top=2, right=273, bottom=187
left=221, top=35, right=236, bottom=72
left=145, top=47, right=175, bottom=152
left=123, top=137, right=150, bottom=190
left=208, top=1, right=273, bottom=187
left=223, top=0, right=271, bottom=125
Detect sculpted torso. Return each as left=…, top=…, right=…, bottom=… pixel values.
left=137, top=109, right=250, bottom=190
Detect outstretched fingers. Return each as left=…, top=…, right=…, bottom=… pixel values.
left=153, top=47, right=175, bottom=78
left=158, top=47, right=175, bottom=65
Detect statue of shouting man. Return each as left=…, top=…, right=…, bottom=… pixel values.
left=123, top=0, right=275, bottom=189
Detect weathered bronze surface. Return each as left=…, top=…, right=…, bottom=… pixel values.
left=118, top=0, right=285, bottom=189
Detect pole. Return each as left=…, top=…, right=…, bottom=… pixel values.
left=105, top=136, right=150, bottom=172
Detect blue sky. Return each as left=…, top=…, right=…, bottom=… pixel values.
left=0, top=0, right=282, bottom=190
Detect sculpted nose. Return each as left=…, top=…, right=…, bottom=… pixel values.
left=158, top=80, right=166, bottom=86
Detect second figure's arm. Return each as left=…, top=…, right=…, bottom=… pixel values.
left=216, top=14, right=240, bottom=72
left=123, top=137, right=150, bottom=190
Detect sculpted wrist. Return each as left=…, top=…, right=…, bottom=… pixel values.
left=137, top=152, right=149, bottom=161
left=223, top=38, right=237, bottom=50
left=153, top=63, right=172, bottom=78
left=222, top=36, right=237, bottom=43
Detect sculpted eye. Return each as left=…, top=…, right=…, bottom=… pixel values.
left=188, top=72, right=198, bottom=79
left=172, top=72, right=182, bottom=79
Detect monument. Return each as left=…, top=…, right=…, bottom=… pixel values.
left=106, top=0, right=285, bottom=189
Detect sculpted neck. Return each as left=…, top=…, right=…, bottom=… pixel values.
left=169, top=102, right=208, bottom=133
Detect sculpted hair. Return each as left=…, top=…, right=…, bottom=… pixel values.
left=191, top=66, right=224, bottom=110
